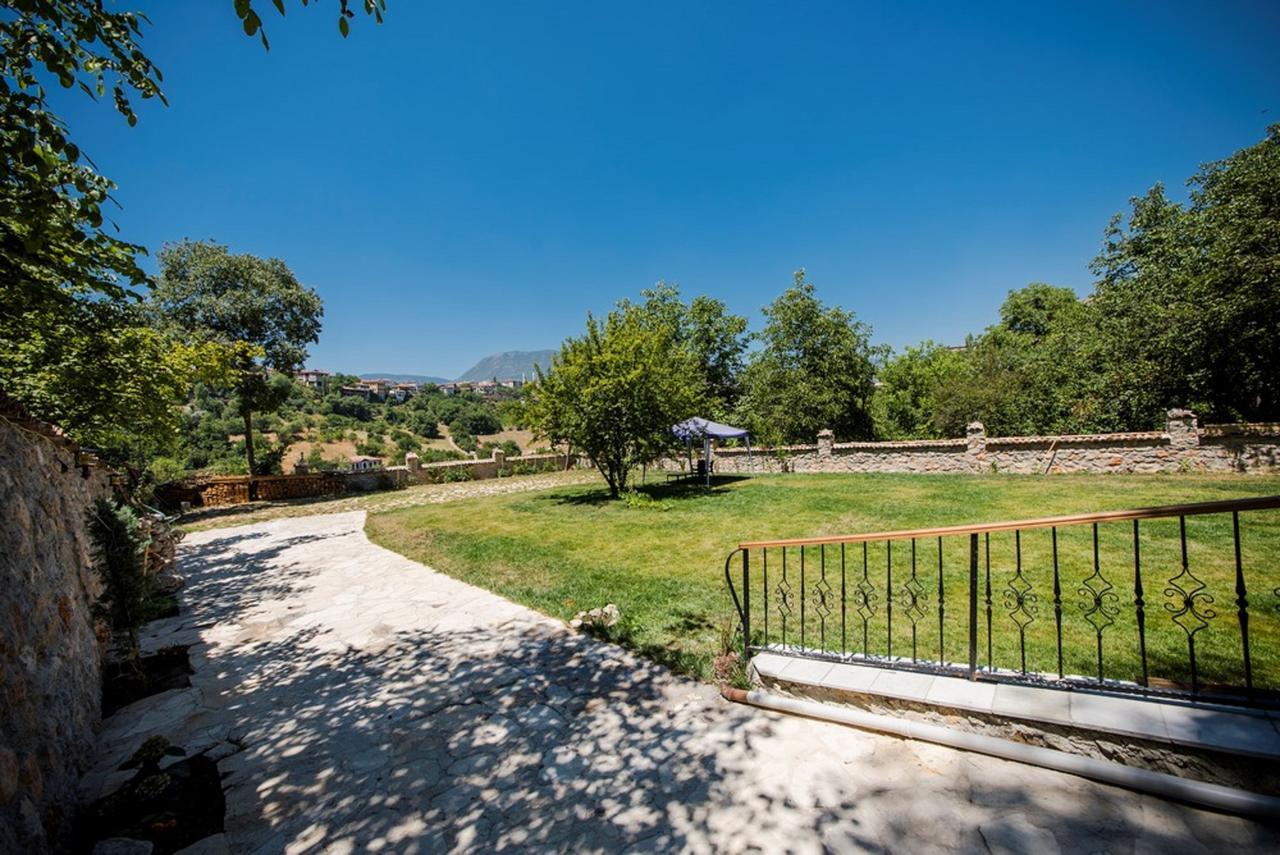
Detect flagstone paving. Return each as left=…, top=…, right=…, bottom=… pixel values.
left=83, top=512, right=1280, bottom=853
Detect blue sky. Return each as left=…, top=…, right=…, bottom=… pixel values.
left=58, top=1, right=1280, bottom=378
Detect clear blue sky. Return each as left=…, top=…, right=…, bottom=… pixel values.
left=58, top=1, right=1280, bottom=378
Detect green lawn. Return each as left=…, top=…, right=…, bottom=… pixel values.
left=365, top=472, right=1280, bottom=689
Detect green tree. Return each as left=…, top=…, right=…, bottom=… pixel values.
left=739, top=269, right=883, bottom=443
left=524, top=302, right=701, bottom=497
left=871, top=341, right=968, bottom=439
left=1090, top=125, right=1280, bottom=424
left=151, top=240, right=323, bottom=478
left=920, top=284, right=1100, bottom=438
left=630, top=283, right=749, bottom=418
left=0, top=1, right=380, bottom=465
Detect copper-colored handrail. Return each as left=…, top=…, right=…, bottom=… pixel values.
left=738, top=495, right=1280, bottom=549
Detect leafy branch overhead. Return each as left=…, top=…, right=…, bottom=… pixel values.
left=235, top=0, right=387, bottom=48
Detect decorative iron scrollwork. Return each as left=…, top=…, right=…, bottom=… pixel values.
left=1079, top=568, right=1119, bottom=634
left=775, top=576, right=794, bottom=619
left=1003, top=571, right=1038, bottom=629
left=813, top=576, right=834, bottom=621
left=900, top=574, right=927, bottom=624
left=853, top=575, right=878, bottom=623
left=1164, top=568, right=1216, bottom=637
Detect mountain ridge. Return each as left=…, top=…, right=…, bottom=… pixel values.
left=455, top=350, right=555, bottom=382
left=358, top=373, right=450, bottom=385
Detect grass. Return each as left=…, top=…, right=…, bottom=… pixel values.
left=365, top=472, right=1280, bottom=688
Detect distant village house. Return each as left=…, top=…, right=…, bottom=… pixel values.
left=294, top=368, right=332, bottom=390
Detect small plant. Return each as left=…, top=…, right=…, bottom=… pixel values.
left=620, top=489, right=672, bottom=511
left=713, top=614, right=751, bottom=689
left=442, top=465, right=473, bottom=483
left=88, top=499, right=152, bottom=657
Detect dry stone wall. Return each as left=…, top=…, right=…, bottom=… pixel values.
left=160, top=451, right=578, bottom=508
left=691, top=411, right=1280, bottom=476
left=0, top=395, right=113, bottom=853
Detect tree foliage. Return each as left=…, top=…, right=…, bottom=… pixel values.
left=235, top=0, right=386, bottom=48
left=624, top=283, right=749, bottom=419
left=875, top=125, right=1280, bottom=438
left=524, top=300, right=701, bottom=497
left=151, top=240, right=323, bottom=475
left=0, top=1, right=368, bottom=471
left=739, top=270, right=883, bottom=444
left=1089, top=125, right=1280, bottom=425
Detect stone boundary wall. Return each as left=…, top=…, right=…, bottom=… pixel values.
left=685, top=410, right=1280, bottom=476
left=0, top=393, right=114, bottom=852
left=165, top=451, right=578, bottom=508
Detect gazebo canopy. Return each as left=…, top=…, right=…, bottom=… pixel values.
left=671, top=417, right=749, bottom=441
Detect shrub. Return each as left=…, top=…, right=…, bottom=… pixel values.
left=442, top=465, right=474, bottom=483
left=452, top=430, right=477, bottom=453
left=449, top=409, right=502, bottom=436
left=88, top=499, right=151, bottom=655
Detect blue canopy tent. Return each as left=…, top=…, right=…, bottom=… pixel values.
left=671, top=417, right=754, bottom=486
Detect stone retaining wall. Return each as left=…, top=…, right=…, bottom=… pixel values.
left=0, top=394, right=113, bottom=852
left=162, top=451, right=577, bottom=508
left=684, top=410, right=1280, bottom=476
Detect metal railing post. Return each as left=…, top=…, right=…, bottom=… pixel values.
left=742, top=548, right=751, bottom=660
left=968, top=532, right=979, bottom=681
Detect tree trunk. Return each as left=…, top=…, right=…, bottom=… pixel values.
left=243, top=410, right=258, bottom=500
left=595, top=459, right=618, bottom=498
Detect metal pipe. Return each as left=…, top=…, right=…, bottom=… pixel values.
left=720, top=685, right=1280, bottom=819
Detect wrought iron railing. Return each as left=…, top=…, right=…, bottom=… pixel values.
left=724, top=495, right=1280, bottom=705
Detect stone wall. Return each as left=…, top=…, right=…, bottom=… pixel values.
left=0, top=395, right=113, bottom=852
left=686, top=410, right=1280, bottom=476
left=161, top=451, right=578, bottom=508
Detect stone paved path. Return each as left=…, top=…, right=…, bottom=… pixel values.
left=85, top=512, right=1279, bottom=853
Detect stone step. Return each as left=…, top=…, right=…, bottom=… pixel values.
left=750, top=652, right=1280, bottom=792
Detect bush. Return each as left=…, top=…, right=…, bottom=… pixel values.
left=88, top=499, right=151, bottom=655
left=356, top=435, right=387, bottom=457
left=452, top=430, right=477, bottom=453
left=417, top=448, right=467, bottom=463
left=449, top=409, right=502, bottom=436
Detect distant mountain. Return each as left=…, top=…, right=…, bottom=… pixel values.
left=456, top=350, right=555, bottom=382
left=359, top=372, right=450, bottom=385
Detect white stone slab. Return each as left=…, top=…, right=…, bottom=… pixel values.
left=779, top=657, right=834, bottom=686
left=819, top=663, right=882, bottom=694
left=924, top=677, right=997, bottom=713
left=750, top=652, right=792, bottom=680
left=869, top=668, right=936, bottom=701
left=991, top=683, right=1072, bottom=726
left=1159, top=703, right=1280, bottom=759
left=1069, top=691, right=1168, bottom=741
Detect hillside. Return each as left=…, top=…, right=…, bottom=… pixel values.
left=359, top=372, right=450, bottom=385
left=456, top=350, right=554, bottom=382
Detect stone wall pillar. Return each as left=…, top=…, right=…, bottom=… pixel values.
left=1167, top=409, right=1199, bottom=449
left=817, top=429, right=834, bottom=457
left=404, top=452, right=420, bottom=484
left=966, top=421, right=987, bottom=470
left=492, top=449, right=506, bottom=468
